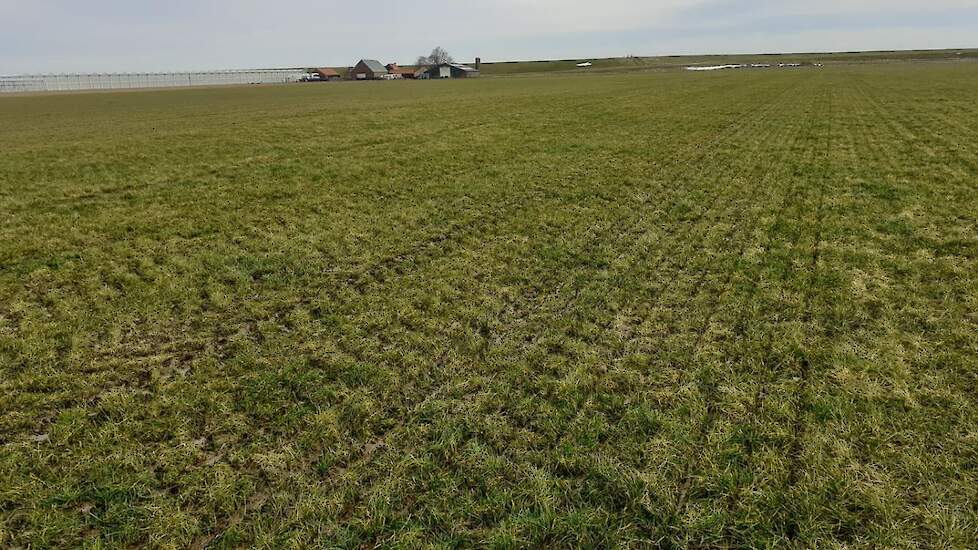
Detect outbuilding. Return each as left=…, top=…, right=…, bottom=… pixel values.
left=386, top=64, right=418, bottom=79
left=350, top=59, right=388, bottom=80
left=313, top=68, right=342, bottom=81
left=417, top=63, right=481, bottom=79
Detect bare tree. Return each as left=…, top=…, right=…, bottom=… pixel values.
left=417, top=47, right=454, bottom=67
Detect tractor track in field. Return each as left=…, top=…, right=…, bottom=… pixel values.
left=717, top=163, right=815, bottom=534
left=669, top=100, right=809, bottom=526
left=691, top=83, right=832, bottom=543
left=664, top=75, right=848, bottom=544
left=694, top=82, right=843, bottom=545
left=782, top=85, right=833, bottom=543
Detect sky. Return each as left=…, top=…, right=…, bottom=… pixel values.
left=1, top=0, right=977, bottom=74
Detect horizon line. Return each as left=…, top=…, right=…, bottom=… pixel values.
left=3, top=46, right=975, bottom=78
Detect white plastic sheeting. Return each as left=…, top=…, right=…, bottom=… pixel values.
left=686, top=63, right=807, bottom=72
left=686, top=64, right=747, bottom=71
left=0, top=69, right=307, bottom=93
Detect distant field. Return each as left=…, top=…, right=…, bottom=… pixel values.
left=2, top=63, right=977, bottom=548
left=476, top=48, right=978, bottom=75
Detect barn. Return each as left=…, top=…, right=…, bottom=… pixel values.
left=350, top=59, right=387, bottom=80
left=418, top=63, right=481, bottom=79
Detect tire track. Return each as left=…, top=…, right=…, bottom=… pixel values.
left=668, top=92, right=814, bottom=525
left=782, top=84, right=834, bottom=543
left=717, top=165, right=818, bottom=537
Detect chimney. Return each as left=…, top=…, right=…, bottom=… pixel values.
left=475, top=57, right=481, bottom=70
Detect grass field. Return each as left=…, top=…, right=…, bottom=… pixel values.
left=2, top=61, right=978, bottom=548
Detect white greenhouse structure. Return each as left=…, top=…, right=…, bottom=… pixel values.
left=0, top=69, right=308, bottom=93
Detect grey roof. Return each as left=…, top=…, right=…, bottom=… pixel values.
left=419, top=63, right=480, bottom=76
left=358, top=59, right=387, bottom=73
left=448, top=63, right=478, bottom=72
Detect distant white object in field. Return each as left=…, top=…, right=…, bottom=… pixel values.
left=576, top=62, right=593, bottom=67
left=686, top=64, right=745, bottom=71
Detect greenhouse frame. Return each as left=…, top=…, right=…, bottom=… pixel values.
left=0, top=69, right=308, bottom=93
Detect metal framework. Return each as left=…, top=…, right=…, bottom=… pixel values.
left=0, top=69, right=307, bottom=93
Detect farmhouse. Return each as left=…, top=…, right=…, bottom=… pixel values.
left=418, top=63, right=481, bottom=79
left=350, top=59, right=388, bottom=80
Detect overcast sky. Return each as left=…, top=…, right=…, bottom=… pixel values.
left=1, top=0, right=976, bottom=74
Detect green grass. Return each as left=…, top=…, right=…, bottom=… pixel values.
left=2, top=62, right=978, bottom=548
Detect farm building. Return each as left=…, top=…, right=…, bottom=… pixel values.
left=417, top=63, right=481, bottom=79
left=350, top=59, right=388, bottom=80
left=386, top=64, right=417, bottom=79
left=312, top=68, right=342, bottom=81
